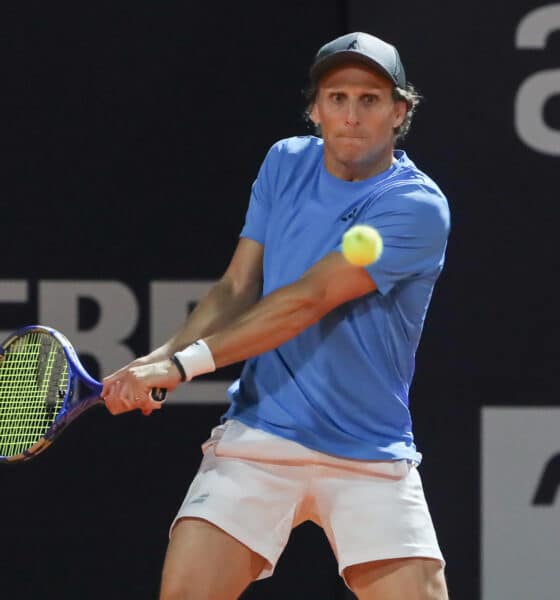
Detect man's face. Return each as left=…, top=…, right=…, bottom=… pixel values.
left=310, top=63, right=407, bottom=180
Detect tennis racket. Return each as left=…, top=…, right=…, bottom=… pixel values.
left=0, top=325, right=166, bottom=463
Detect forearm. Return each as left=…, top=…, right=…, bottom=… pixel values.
left=203, top=279, right=324, bottom=368
left=150, top=275, right=262, bottom=360
left=194, top=251, right=376, bottom=370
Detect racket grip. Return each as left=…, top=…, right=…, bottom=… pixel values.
left=150, top=388, right=167, bottom=402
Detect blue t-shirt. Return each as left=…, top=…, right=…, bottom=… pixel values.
left=223, top=136, right=450, bottom=462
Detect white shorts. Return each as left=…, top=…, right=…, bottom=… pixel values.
left=171, top=420, right=444, bottom=583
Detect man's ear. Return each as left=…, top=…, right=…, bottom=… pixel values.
left=309, top=103, right=320, bottom=126
left=393, top=100, right=407, bottom=129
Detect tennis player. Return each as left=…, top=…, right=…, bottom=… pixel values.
left=103, top=32, right=450, bottom=600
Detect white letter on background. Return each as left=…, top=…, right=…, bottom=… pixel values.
left=515, top=4, right=560, bottom=156
left=39, top=280, right=138, bottom=376
left=150, top=280, right=215, bottom=347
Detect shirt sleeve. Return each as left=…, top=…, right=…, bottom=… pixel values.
left=341, top=184, right=450, bottom=295
left=240, top=143, right=281, bottom=244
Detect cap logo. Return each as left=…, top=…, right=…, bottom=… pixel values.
left=346, top=39, right=359, bottom=50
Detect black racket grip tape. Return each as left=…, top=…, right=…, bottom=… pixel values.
left=150, top=388, right=167, bottom=402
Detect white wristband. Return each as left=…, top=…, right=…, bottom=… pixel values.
left=173, top=339, right=216, bottom=381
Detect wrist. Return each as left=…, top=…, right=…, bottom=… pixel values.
left=172, top=339, right=216, bottom=382
left=170, top=355, right=187, bottom=382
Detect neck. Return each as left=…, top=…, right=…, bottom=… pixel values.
left=323, top=146, right=396, bottom=182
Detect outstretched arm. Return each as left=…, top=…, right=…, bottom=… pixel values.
left=102, top=237, right=263, bottom=412
left=103, top=249, right=376, bottom=414
left=205, top=250, right=376, bottom=368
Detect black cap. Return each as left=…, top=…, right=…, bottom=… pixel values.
left=310, top=32, right=406, bottom=88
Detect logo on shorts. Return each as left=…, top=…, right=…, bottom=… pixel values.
left=188, top=493, right=209, bottom=505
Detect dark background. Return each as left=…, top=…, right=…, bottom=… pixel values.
left=2, top=1, right=559, bottom=598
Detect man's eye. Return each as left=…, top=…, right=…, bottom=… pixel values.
left=331, top=93, right=345, bottom=103
left=362, top=94, right=378, bottom=105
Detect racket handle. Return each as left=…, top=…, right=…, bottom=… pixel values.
left=150, top=388, right=167, bottom=402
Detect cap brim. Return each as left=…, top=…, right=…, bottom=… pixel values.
left=310, top=51, right=398, bottom=86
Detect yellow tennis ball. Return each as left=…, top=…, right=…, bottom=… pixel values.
left=342, top=225, right=383, bottom=266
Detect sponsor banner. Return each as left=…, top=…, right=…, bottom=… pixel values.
left=482, top=408, right=560, bottom=600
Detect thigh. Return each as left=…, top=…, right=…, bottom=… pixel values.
left=314, top=465, right=444, bottom=576
left=160, top=517, right=267, bottom=600
left=168, top=447, right=308, bottom=582
left=344, top=557, right=448, bottom=600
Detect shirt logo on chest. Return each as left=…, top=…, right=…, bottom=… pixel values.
left=340, top=207, right=358, bottom=222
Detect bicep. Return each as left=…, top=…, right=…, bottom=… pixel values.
left=221, top=237, right=264, bottom=299
left=299, top=251, right=377, bottom=314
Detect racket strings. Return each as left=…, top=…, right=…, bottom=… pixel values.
left=0, top=331, right=69, bottom=458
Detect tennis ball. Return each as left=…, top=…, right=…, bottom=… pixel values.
left=342, top=225, right=383, bottom=266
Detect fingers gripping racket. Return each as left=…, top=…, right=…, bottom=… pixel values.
left=0, top=325, right=166, bottom=463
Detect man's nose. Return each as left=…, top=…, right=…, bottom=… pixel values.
left=344, top=100, right=360, bottom=125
